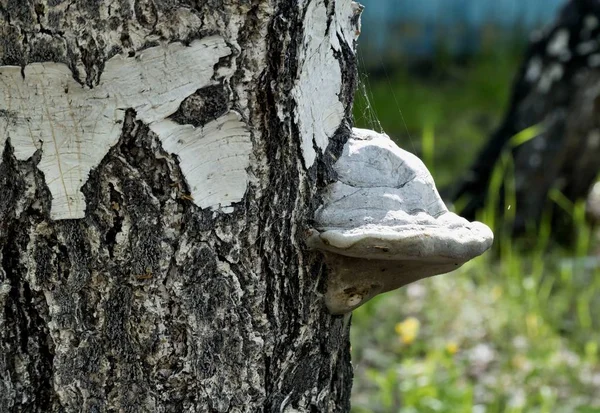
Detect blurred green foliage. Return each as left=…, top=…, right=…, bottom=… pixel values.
left=350, top=48, right=600, bottom=412
left=353, top=47, right=522, bottom=188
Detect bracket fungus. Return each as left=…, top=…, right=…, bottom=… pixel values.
left=308, top=128, right=494, bottom=314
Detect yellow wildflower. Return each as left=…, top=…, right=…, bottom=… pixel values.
left=446, top=341, right=459, bottom=355
left=395, top=317, right=420, bottom=345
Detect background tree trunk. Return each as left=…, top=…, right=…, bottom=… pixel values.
left=452, top=0, right=600, bottom=237
left=0, top=1, right=360, bottom=411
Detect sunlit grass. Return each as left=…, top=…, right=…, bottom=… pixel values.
left=351, top=240, right=600, bottom=412
left=350, top=48, right=600, bottom=412
left=354, top=47, right=522, bottom=188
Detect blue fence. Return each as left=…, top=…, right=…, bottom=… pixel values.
left=358, top=0, right=567, bottom=62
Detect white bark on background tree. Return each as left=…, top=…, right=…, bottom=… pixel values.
left=0, top=0, right=361, bottom=411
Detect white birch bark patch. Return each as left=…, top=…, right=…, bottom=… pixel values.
left=0, top=36, right=246, bottom=220
left=151, top=111, right=252, bottom=212
left=292, top=0, right=346, bottom=169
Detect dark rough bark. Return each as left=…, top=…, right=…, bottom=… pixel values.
left=452, top=0, right=600, bottom=236
left=0, top=1, right=357, bottom=411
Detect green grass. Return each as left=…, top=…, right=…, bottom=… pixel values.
left=354, top=49, right=522, bottom=188
left=350, top=253, right=600, bottom=412
left=350, top=49, right=600, bottom=412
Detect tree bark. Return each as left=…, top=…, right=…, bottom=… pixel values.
left=0, top=1, right=360, bottom=411
left=452, top=0, right=600, bottom=236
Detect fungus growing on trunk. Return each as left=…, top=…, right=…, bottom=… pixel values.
left=308, top=128, right=493, bottom=314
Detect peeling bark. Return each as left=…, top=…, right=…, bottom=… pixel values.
left=0, top=1, right=360, bottom=411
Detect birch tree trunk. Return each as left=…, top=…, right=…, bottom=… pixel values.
left=0, top=1, right=361, bottom=411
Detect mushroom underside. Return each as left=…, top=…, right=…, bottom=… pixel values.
left=308, top=222, right=492, bottom=314
left=322, top=253, right=468, bottom=315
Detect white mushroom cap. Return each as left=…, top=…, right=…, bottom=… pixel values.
left=308, top=128, right=493, bottom=314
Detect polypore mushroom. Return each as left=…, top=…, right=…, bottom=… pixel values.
left=308, top=128, right=494, bottom=314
